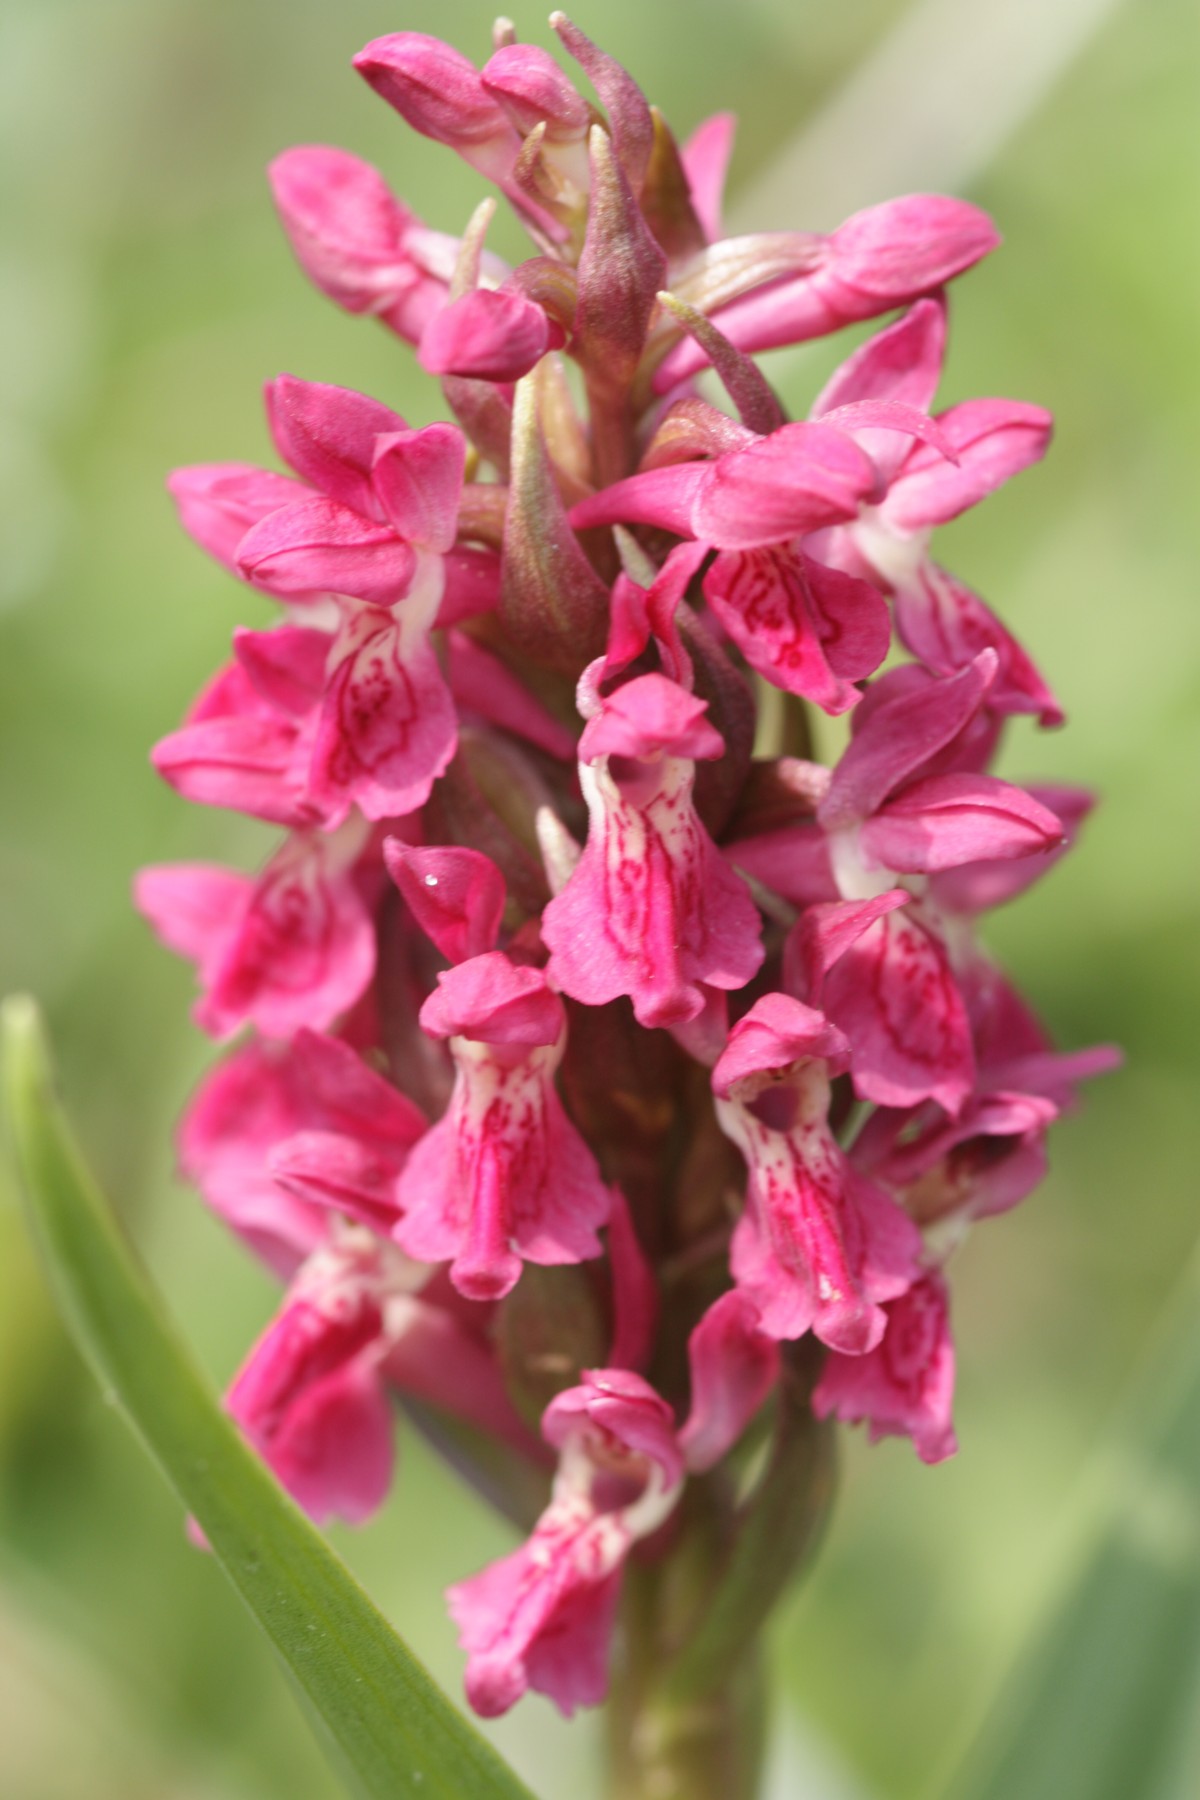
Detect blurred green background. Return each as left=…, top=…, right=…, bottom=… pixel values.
left=0, top=1, right=1196, bottom=1795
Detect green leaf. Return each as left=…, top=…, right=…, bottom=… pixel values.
left=0, top=996, right=537, bottom=1800
left=941, top=1248, right=1200, bottom=1800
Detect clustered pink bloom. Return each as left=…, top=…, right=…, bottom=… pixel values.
left=142, top=16, right=1118, bottom=1721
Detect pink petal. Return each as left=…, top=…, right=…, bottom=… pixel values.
left=268, top=145, right=428, bottom=320
left=383, top=841, right=507, bottom=963
left=263, top=1359, right=395, bottom=1525
left=861, top=773, right=1064, bottom=874
left=542, top=752, right=763, bottom=1029
left=726, top=821, right=839, bottom=907
left=481, top=44, right=591, bottom=142
left=893, top=562, right=1063, bottom=725
left=418, top=287, right=555, bottom=383
left=680, top=112, right=737, bottom=243
left=418, top=953, right=563, bottom=1046
left=307, top=602, right=456, bottom=823
left=265, top=375, right=406, bottom=513
left=371, top=423, right=465, bottom=554
left=271, top=1128, right=405, bottom=1234
left=820, top=908, right=974, bottom=1114
left=930, top=783, right=1092, bottom=914
left=812, top=298, right=946, bottom=448
left=198, top=834, right=376, bottom=1040
left=689, top=423, right=880, bottom=549
left=354, top=33, right=523, bottom=187
left=830, top=195, right=999, bottom=298
left=578, top=674, right=724, bottom=763
left=448, top=1533, right=621, bottom=1719
left=784, top=891, right=910, bottom=1005
left=813, top=1271, right=958, bottom=1464
left=178, top=1041, right=327, bottom=1277
left=885, top=399, right=1052, bottom=531
left=712, top=992, right=850, bottom=1096
left=819, top=649, right=997, bottom=828
left=679, top=1289, right=779, bottom=1472
left=232, top=624, right=330, bottom=719
left=151, top=715, right=311, bottom=828
left=237, top=497, right=416, bottom=606
left=703, top=546, right=890, bottom=714
left=134, top=863, right=249, bottom=982
left=438, top=546, right=502, bottom=626
left=167, top=463, right=307, bottom=571
left=568, top=462, right=710, bottom=538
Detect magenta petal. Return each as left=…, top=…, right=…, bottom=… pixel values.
left=569, top=462, right=710, bottom=538
left=237, top=497, right=416, bottom=606
left=813, top=1272, right=958, bottom=1464
left=679, top=1289, right=779, bottom=1472
left=370, top=423, right=465, bottom=554
left=178, top=1040, right=327, bottom=1277
left=680, top=112, right=737, bottom=242
left=271, top=1129, right=405, bottom=1234
left=885, top=399, right=1052, bottom=531
left=419, top=288, right=553, bottom=383
left=134, top=863, right=249, bottom=982
left=819, top=650, right=997, bottom=828
left=893, top=562, right=1063, bottom=725
left=151, top=715, right=311, bottom=828
left=308, top=602, right=456, bottom=823
left=861, top=773, right=1064, bottom=874
left=704, top=546, right=890, bottom=713
left=167, top=463, right=307, bottom=571
left=265, top=375, right=406, bottom=513
left=197, top=834, right=375, bottom=1040
left=268, top=145, right=429, bottom=321
left=690, top=423, right=879, bottom=549
left=232, top=624, right=330, bottom=718
left=383, top=841, right=507, bottom=963
left=821, top=908, right=974, bottom=1114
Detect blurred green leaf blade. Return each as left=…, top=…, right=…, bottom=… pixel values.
left=0, top=995, right=537, bottom=1800
left=943, top=1252, right=1200, bottom=1800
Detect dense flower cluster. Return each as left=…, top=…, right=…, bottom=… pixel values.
left=140, top=17, right=1116, bottom=1720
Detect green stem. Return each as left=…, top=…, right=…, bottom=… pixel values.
left=606, top=1340, right=836, bottom=1799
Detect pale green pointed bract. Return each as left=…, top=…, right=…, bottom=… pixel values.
left=0, top=996, right=537, bottom=1800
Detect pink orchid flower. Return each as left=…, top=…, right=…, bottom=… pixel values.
left=542, top=672, right=763, bottom=1026
left=448, top=1370, right=684, bottom=1717
left=712, top=993, right=921, bottom=1350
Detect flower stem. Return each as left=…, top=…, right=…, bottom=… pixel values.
left=606, top=1339, right=836, bottom=1798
